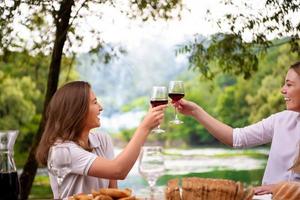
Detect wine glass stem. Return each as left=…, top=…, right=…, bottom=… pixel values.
left=148, top=178, right=157, bottom=191
left=174, top=107, right=178, bottom=120
left=57, top=177, right=63, bottom=200
left=58, top=184, right=61, bottom=200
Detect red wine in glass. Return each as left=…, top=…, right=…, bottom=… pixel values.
left=150, top=86, right=167, bottom=133
left=168, top=81, right=184, bottom=124
left=150, top=100, right=168, bottom=107
left=168, top=93, right=185, bottom=102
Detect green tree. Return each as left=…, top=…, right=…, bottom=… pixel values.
left=162, top=74, right=221, bottom=146
left=180, top=0, right=300, bottom=80
left=0, top=73, right=40, bottom=130
left=0, top=51, right=78, bottom=154
left=1, top=1, right=184, bottom=198
left=215, top=79, right=251, bottom=128
left=245, top=45, right=299, bottom=122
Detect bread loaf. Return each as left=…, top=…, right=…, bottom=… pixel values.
left=165, top=177, right=254, bottom=200
left=272, top=181, right=300, bottom=200
left=165, top=178, right=181, bottom=200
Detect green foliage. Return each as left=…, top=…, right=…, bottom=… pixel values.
left=220, top=0, right=300, bottom=49
left=0, top=0, right=184, bottom=61
left=118, top=128, right=135, bottom=142
left=158, top=168, right=265, bottom=187
left=0, top=51, right=50, bottom=97
left=179, top=1, right=300, bottom=80
left=29, top=175, right=52, bottom=199
left=121, top=96, right=148, bottom=112
left=246, top=75, right=284, bottom=123
left=215, top=79, right=251, bottom=127
left=244, top=44, right=298, bottom=123
left=0, top=75, right=40, bottom=129
left=183, top=34, right=260, bottom=79
left=128, top=0, right=183, bottom=21
left=118, top=43, right=296, bottom=146
left=0, top=51, right=78, bottom=154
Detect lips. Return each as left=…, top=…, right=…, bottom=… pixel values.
left=284, top=97, right=291, bottom=101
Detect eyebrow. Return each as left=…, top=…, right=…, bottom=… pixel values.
left=286, top=79, right=295, bottom=83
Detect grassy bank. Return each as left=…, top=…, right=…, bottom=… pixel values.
left=158, top=168, right=264, bottom=187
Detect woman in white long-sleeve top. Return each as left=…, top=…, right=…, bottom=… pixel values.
left=173, top=61, right=300, bottom=195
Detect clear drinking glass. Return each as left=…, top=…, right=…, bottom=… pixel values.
left=138, top=146, right=165, bottom=194
left=168, top=81, right=185, bottom=124
left=150, top=86, right=168, bottom=133
left=48, top=146, right=72, bottom=200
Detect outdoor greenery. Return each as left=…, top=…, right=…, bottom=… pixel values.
left=118, top=43, right=298, bottom=146
left=1, top=0, right=300, bottom=199
left=158, top=168, right=265, bottom=187
left=1, top=1, right=184, bottom=198
left=0, top=51, right=78, bottom=153
left=2, top=45, right=282, bottom=198
left=182, top=0, right=300, bottom=80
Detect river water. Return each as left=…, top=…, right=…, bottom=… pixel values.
left=117, top=147, right=269, bottom=191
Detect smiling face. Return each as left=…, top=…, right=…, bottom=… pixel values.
left=84, top=89, right=103, bottom=130
left=281, top=68, right=300, bottom=112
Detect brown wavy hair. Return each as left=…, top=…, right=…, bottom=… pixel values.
left=36, top=81, right=91, bottom=166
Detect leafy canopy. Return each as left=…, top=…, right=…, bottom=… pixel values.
left=180, top=0, right=300, bottom=79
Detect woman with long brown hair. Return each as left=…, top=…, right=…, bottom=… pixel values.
left=36, top=81, right=167, bottom=199
left=172, top=61, right=300, bottom=195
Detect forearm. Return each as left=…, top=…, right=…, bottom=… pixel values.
left=88, top=126, right=150, bottom=180
left=114, top=126, right=149, bottom=177
left=193, top=107, right=233, bottom=146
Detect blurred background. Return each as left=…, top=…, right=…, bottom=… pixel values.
left=1, top=0, right=299, bottom=199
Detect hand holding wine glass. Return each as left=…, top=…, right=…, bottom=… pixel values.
left=48, top=146, right=72, bottom=200
left=168, top=81, right=185, bottom=124
left=150, top=86, right=168, bottom=133
left=138, top=146, right=165, bottom=194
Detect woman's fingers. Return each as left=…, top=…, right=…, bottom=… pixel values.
left=152, top=104, right=168, bottom=111
left=254, top=185, right=274, bottom=195
left=144, top=105, right=167, bottom=128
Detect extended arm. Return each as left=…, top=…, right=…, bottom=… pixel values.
left=175, top=99, right=233, bottom=146
left=88, top=104, right=167, bottom=179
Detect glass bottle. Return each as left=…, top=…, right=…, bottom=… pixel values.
left=0, top=130, right=20, bottom=200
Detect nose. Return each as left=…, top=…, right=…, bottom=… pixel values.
left=281, top=85, right=286, bottom=95
left=98, top=103, right=103, bottom=111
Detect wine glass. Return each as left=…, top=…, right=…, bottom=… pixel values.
left=150, top=86, right=168, bottom=133
left=48, top=146, right=72, bottom=200
left=168, top=81, right=185, bottom=124
left=138, top=146, right=165, bottom=196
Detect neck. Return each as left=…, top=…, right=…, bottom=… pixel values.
left=79, top=128, right=90, bottom=148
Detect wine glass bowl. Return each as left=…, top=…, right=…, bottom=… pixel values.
left=138, top=146, right=165, bottom=194
left=48, top=146, right=72, bottom=199
left=168, top=81, right=185, bottom=124
left=150, top=86, right=168, bottom=133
